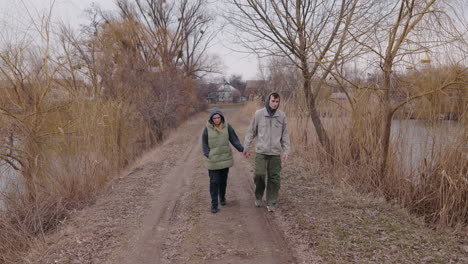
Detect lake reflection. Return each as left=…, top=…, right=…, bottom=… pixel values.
left=391, top=120, right=462, bottom=175
left=0, top=163, right=20, bottom=209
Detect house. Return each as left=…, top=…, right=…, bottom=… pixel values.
left=217, top=83, right=240, bottom=103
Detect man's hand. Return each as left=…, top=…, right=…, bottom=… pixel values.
left=243, top=151, right=250, bottom=158
left=282, top=153, right=288, bottom=163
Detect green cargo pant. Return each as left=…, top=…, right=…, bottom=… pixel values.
left=254, top=153, right=282, bottom=206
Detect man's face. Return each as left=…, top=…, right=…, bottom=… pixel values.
left=212, top=114, right=222, bottom=125
left=269, top=96, right=280, bottom=110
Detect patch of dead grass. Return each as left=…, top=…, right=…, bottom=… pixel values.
left=277, top=153, right=467, bottom=263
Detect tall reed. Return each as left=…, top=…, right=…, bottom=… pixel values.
left=283, top=73, right=467, bottom=228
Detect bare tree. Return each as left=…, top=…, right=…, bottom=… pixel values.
left=228, top=74, right=246, bottom=95
left=0, top=2, right=63, bottom=201
left=262, top=56, right=302, bottom=98
left=58, top=8, right=103, bottom=98
left=226, top=0, right=362, bottom=157
left=115, top=0, right=220, bottom=78
left=346, top=0, right=467, bottom=176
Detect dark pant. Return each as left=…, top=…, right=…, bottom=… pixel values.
left=208, top=168, right=229, bottom=208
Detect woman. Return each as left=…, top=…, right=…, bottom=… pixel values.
left=202, top=108, right=244, bottom=213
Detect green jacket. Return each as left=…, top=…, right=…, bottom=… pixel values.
left=204, top=121, right=233, bottom=170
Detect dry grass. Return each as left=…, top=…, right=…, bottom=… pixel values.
left=408, top=131, right=467, bottom=227
left=283, top=78, right=467, bottom=228
left=238, top=100, right=262, bottom=122
left=0, top=193, right=71, bottom=263
left=397, top=64, right=468, bottom=121
left=0, top=97, right=149, bottom=262
left=0, top=50, right=203, bottom=264
left=0, top=8, right=211, bottom=262
left=0, top=87, right=204, bottom=263
left=236, top=100, right=467, bottom=262
left=42, top=99, right=147, bottom=199
left=278, top=152, right=467, bottom=263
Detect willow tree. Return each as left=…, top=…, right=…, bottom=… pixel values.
left=350, top=0, right=467, bottom=176
left=226, top=0, right=361, bottom=157
left=0, top=3, right=62, bottom=201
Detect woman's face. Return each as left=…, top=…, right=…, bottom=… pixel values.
left=212, top=114, right=222, bottom=126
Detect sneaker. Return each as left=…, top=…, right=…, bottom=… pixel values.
left=220, top=200, right=226, bottom=206
left=255, top=199, right=262, bottom=207
left=267, top=205, right=276, bottom=212
left=211, top=207, right=218, bottom=214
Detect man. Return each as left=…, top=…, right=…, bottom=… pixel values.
left=243, top=92, right=290, bottom=212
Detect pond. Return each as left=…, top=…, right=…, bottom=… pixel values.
left=391, top=119, right=463, bottom=176
left=0, top=162, right=20, bottom=209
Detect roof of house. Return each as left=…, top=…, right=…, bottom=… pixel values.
left=218, top=83, right=239, bottom=92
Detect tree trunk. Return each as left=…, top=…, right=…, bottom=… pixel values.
left=303, top=76, right=333, bottom=158
left=380, top=63, right=393, bottom=178
left=380, top=108, right=393, bottom=183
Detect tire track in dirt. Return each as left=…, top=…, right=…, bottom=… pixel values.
left=235, top=153, right=298, bottom=262
left=113, top=134, right=200, bottom=264
left=154, top=111, right=298, bottom=264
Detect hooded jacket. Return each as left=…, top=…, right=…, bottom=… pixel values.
left=243, top=92, right=291, bottom=155
left=202, top=108, right=244, bottom=170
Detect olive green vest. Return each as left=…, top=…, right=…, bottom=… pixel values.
left=205, top=122, right=233, bottom=170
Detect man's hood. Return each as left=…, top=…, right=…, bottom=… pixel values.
left=265, top=92, right=280, bottom=117
left=208, top=107, right=225, bottom=124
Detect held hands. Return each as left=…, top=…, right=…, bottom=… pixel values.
left=243, top=151, right=250, bottom=158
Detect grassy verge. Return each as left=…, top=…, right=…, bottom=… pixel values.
left=280, top=153, right=467, bottom=263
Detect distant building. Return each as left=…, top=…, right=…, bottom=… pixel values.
left=217, top=83, right=240, bottom=103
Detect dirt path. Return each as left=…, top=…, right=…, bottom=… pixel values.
left=25, top=108, right=301, bottom=264
left=110, top=112, right=297, bottom=264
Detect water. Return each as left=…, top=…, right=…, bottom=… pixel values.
left=0, top=162, right=20, bottom=210
left=391, top=120, right=462, bottom=175
left=0, top=137, right=22, bottom=209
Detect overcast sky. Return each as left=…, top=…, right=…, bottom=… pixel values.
left=0, top=0, right=259, bottom=80
left=1, top=0, right=467, bottom=81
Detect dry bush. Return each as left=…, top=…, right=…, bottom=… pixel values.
left=0, top=95, right=146, bottom=261
left=88, top=18, right=206, bottom=142
left=239, top=99, right=262, bottom=120
left=0, top=71, right=167, bottom=264
left=0, top=8, right=208, bottom=263
left=398, top=65, right=468, bottom=121
left=407, top=125, right=467, bottom=227
left=42, top=98, right=145, bottom=200
left=285, top=82, right=467, bottom=228
left=0, top=192, right=72, bottom=263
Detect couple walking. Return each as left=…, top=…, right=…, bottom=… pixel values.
left=202, top=92, right=291, bottom=214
